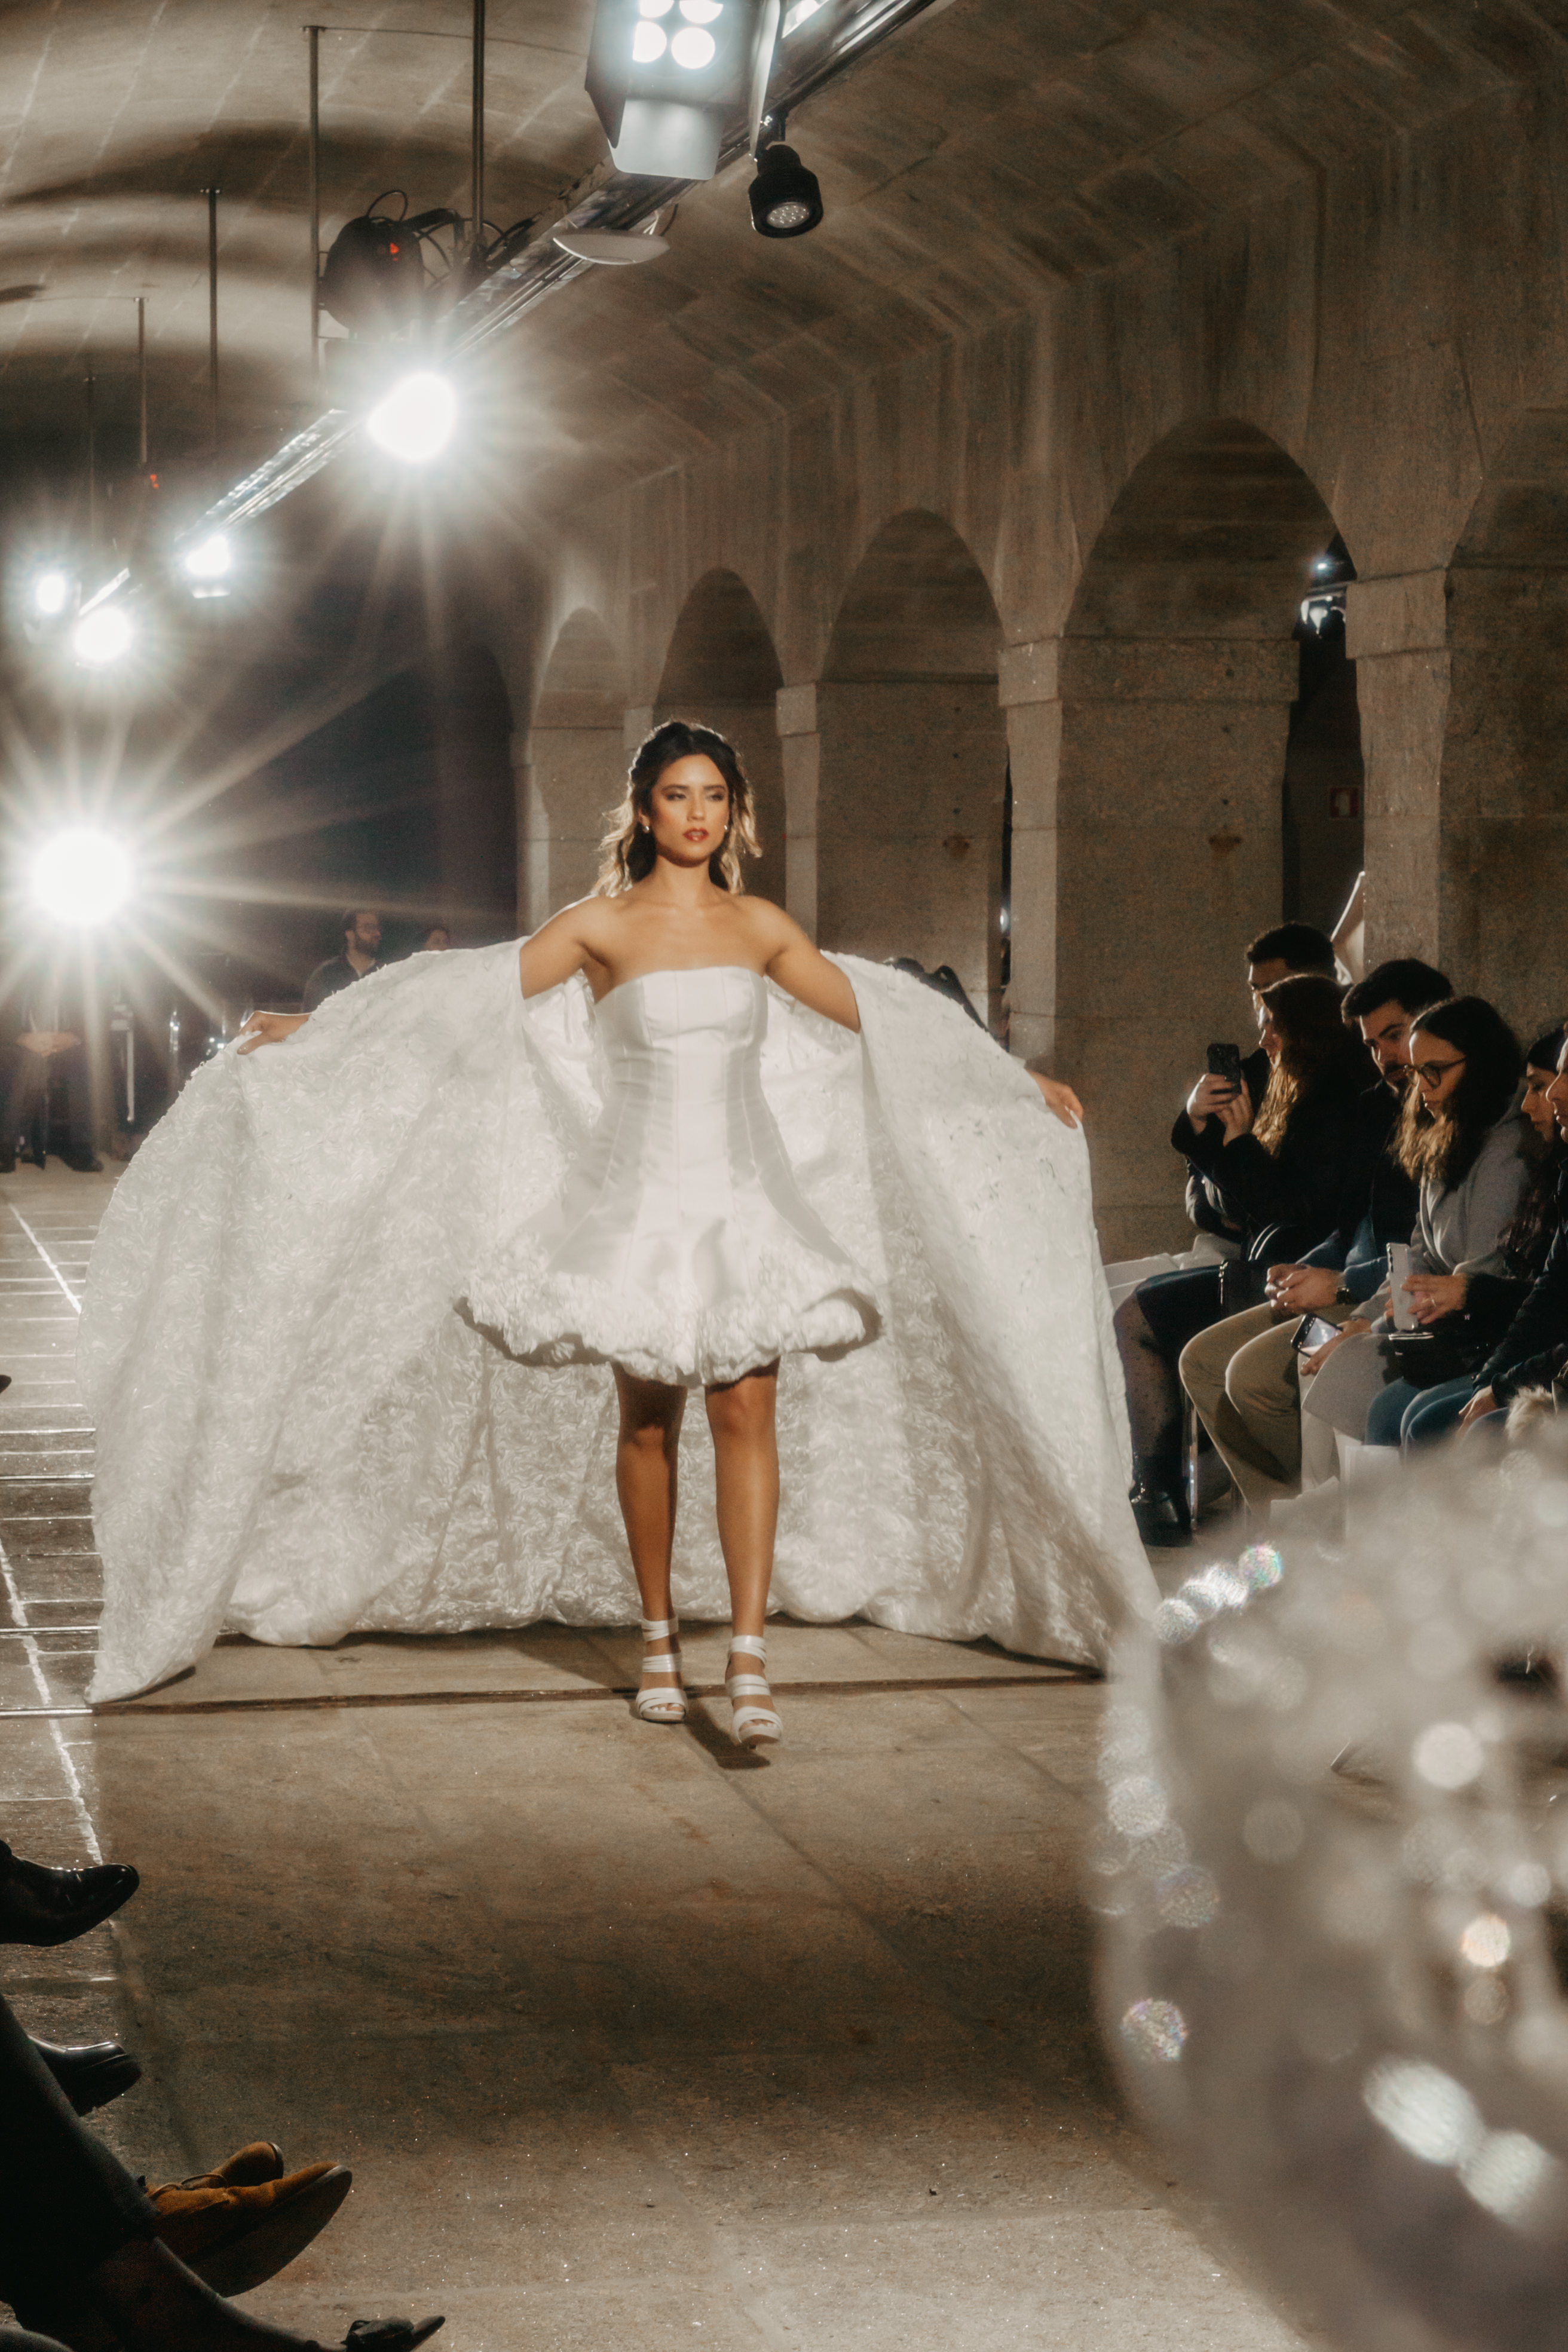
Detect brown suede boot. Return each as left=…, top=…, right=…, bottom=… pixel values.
left=148, top=2161, right=353, bottom=2296
left=149, top=2141, right=285, bottom=2195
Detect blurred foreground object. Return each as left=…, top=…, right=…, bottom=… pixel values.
left=1099, top=1432, right=1568, bottom=2352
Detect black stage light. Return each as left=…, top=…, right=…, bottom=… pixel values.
left=587, top=0, right=774, bottom=178
left=320, top=211, right=427, bottom=335
left=749, top=141, right=822, bottom=236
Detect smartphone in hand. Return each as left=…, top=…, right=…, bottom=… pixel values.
left=1294, top=1313, right=1340, bottom=1354
left=1206, top=1041, right=1244, bottom=1092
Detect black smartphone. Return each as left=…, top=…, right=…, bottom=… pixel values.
left=1206, top=1041, right=1244, bottom=1091
left=1295, top=1314, right=1340, bottom=1353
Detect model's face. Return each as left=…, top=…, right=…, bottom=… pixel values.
left=1357, top=1000, right=1414, bottom=1084
left=1523, top=1061, right=1558, bottom=1140
left=1248, top=957, right=1289, bottom=1028
left=1546, top=1042, right=1568, bottom=1140
left=350, top=913, right=382, bottom=954
left=1410, top=1027, right=1466, bottom=1116
left=644, top=756, right=729, bottom=865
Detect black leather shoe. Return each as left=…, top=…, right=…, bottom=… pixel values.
left=1130, top=1483, right=1192, bottom=1548
left=0, top=1843, right=140, bottom=1945
left=60, top=1151, right=103, bottom=1174
left=33, top=2036, right=142, bottom=2114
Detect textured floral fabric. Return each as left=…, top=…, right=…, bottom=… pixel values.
left=79, top=943, right=1156, bottom=1701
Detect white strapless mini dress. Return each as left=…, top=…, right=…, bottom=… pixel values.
left=466, top=965, right=881, bottom=1388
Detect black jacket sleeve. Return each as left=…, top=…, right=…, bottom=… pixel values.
left=1172, top=1077, right=1361, bottom=1248
left=1479, top=1213, right=1568, bottom=1402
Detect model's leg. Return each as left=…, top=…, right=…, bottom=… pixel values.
left=706, top=1364, right=783, bottom=1747
left=612, top=1367, right=688, bottom=1719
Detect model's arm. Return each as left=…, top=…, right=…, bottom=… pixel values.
left=517, top=904, right=608, bottom=1000
left=762, top=915, right=860, bottom=1032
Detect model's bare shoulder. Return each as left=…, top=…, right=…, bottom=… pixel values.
left=736, top=895, right=800, bottom=954
left=518, top=896, right=617, bottom=997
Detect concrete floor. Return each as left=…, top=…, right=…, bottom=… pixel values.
left=0, top=1165, right=1311, bottom=2351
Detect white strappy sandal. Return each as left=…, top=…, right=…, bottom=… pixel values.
left=634, top=1616, right=687, bottom=1724
left=726, top=1634, right=782, bottom=1750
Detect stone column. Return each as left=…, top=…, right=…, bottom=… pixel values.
left=522, top=711, right=627, bottom=917
left=1343, top=571, right=1450, bottom=976
left=1052, top=635, right=1299, bottom=1259
left=776, top=684, right=819, bottom=939
left=997, top=639, right=1061, bottom=1070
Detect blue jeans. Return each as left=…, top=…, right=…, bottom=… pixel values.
left=1364, top=1373, right=1475, bottom=1450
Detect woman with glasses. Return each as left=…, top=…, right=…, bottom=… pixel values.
left=1303, top=996, right=1529, bottom=1448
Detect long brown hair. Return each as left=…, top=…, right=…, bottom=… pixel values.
left=596, top=719, right=761, bottom=897
left=1252, top=973, right=1363, bottom=1153
left=1396, top=996, right=1524, bottom=1192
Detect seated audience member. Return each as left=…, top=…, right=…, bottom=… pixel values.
left=1178, top=958, right=1449, bottom=1509
left=0, top=1998, right=439, bottom=2352
left=1450, top=1033, right=1568, bottom=1439
left=418, top=926, right=451, bottom=954
left=1304, top=996, right=1529, bottom=1445
left=1117, top=971, right=1365, bottom=1543
left=1377, top=1023, right=1567, bottom=1450
left=1103, top=923, right=1340, bottom=1310
left=1181, top=924, right=1340, bottom=1257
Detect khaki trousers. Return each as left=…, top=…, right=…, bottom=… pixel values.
left=1178, top=1305, right=1307, bottom=1511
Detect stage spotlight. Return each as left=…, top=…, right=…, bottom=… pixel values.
left=32, top=569, right=72, bottom=618
left=31, top=828, right=134, bottom=928
left=183, top=533, right=231, bottom=581
left=749, top=141, right=823, bottom=237
left=365, top=370, right=457, bottom=464
left=587, top=0, right=775, bottom=177
left=72, top=603, right=134, bottom=667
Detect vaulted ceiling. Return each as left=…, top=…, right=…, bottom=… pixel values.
left=2, top=0, right=1563, bottom=516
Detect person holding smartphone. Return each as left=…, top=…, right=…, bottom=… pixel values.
left=1114, top=971, right=1366, bottom=1543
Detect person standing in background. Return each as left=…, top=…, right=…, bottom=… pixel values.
left=301, top=911, right=382, bottom=1014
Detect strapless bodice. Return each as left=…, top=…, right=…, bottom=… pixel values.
left=467, top=966, right=880, bottom=1388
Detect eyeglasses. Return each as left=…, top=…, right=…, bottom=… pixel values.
left=1413, top=1055, right=1466, bottom=1088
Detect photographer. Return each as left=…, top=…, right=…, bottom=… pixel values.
left=1116, top=973, right=1365, bottom=1543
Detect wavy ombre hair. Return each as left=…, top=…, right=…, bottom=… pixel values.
left=596, top=719, right=761, bottom=897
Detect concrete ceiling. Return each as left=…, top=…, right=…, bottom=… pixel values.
left=1, top=0, right=1563, bottom=512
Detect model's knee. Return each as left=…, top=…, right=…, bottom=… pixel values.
left=620, top=1413, right=681, bottom=1457
left=706, top=1383, right=776, bottom=1446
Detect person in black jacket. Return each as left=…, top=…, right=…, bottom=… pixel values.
left=1115, top=973, right=1367, bottom=1542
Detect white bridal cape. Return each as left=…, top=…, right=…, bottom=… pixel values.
left=79, top=944, right=1156, bottom=1702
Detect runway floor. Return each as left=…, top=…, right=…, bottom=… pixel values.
left=0, top=1165, right=1309, bottom=2352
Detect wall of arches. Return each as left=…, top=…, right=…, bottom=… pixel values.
left=505, top=65, right=1568, bottom=1251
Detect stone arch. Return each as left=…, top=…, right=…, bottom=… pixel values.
left=1410, top=411, right=1568, bottom=1030
left=654, top=570, right=786, bottom=906
left=1042, top=419, right=1358, bottom=1253
left=526, top=608, right=626, bottom=925
left=813, top=511, right=1007, bottom=1023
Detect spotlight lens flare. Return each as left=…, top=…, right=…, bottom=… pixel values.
left=365, top=371, right=458, bottom=464
left=183, top=532, right=231, bottom=581
left=72, top=604, right=134, bottom=666
left=671, top=24, right=716, bottom=63
left=33, top=570, right=70, bottom=617
left=31, top=829, right=134, bottom=928
left=632, top=20, right=667, bottom=57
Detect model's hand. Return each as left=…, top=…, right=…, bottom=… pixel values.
left=1215, top=1079, right=1254, bottom=1143
left=1031, top=1072, right=1082, bottom=1128
left=1185, top=1073, right=1237, bottom=1128
left=1267, top=1264, right=1340, bottom=1313
left=1458, top=1385, right=1497, bottom=1429
left=1405, top=1272, right=1468, bottom=1326
left=1301, top=1316, right=1370, bottom=1376
left=237, top=1012, right=308, bottom=1055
